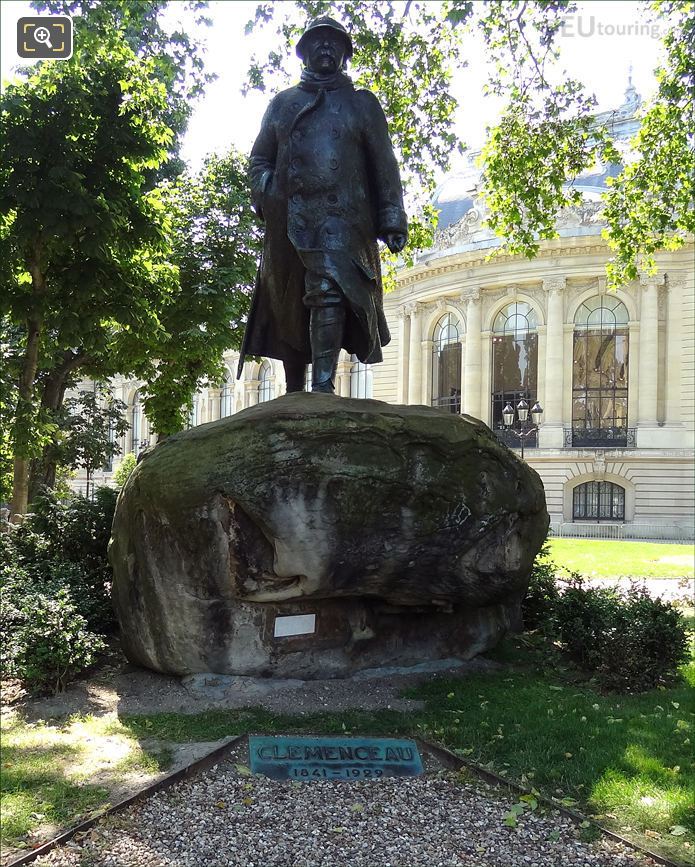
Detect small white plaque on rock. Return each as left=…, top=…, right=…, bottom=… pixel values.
left=274, top=614, right=316, bottom=638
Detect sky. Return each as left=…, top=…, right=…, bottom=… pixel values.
left=1, top=0, right=665, bottom=180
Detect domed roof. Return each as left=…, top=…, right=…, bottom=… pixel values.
left=432, top=80, right=640, bottom=233
left=431, top=167, right=478, bottom=231
left=432, top=162, right=623, bottom=232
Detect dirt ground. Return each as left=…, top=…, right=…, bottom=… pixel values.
left=4, top=641, right=501, bottom=725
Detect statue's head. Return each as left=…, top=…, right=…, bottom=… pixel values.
left=296, top=16, right=353, bottom=74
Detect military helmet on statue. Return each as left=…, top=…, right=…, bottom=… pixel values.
left=296, top=16, right=354, bottom=62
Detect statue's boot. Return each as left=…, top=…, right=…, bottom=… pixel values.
left=310, top=305, right=345, bottom=394
left=283, top=355, right=306, bottom=393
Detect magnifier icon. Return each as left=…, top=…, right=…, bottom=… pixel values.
left=34, top=26, right=53, bottom=49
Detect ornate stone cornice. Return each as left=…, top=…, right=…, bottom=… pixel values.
left=396, top=237, right=615, bottom=289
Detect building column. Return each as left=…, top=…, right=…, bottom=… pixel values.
left=539, top=277, right=565, bottom=448
left=636, top=275, right=661, bottom=446
left=407, top=303, right=422, bottom=405
left=244, top=380, right=259, bottom=408
left=337, top=354, right=352, bottom=398
left=664, top=274, right=684, bottom=427
left=208, top=388, right=221, bottom=421
left=463, top=293, right=481, bottom=419
left=480, top=331, right=492, bottom=426
left=396, top=308, right=410, bottom=404
left=421, top=339, right=434, bottom=405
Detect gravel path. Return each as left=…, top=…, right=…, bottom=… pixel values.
left=32, top=741, right=659, bottom=867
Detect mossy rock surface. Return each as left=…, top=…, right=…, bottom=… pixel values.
left=109, top=393, right=548, bottom=676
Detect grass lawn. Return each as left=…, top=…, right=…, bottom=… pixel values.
left=0, top=712, right=171, bottom=855
left=3, top=638, right=693, bottom=864
left=546, top=538, right=695, bottom=579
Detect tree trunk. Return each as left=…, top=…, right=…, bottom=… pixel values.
left=10, top=316, right=42, bottom=521
left=27, top=351, right=88, bottom=503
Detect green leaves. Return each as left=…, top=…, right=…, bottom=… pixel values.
left=136, top=149, right=260, bottom=434
left=503, top=792, right=539, bottom=827
left=602, top=2, right=695, bottom=287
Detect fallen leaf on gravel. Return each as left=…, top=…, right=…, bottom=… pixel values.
left=235, top=764, right=252, bottom=776
left=350, top=803, right=364, bottom=813
left=215, top=800, right=226, bottom=808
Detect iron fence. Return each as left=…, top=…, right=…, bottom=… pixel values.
left=549, top=521, right=693, bottom=543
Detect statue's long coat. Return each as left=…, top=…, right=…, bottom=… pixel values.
left=238, top=78, right=407, bottom=373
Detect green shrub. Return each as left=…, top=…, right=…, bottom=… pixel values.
left=5, top=488, right=118, bottom=633
left=113, top=453, right=136, bottom=488
left=0, top=565, right=104, bottom=693
left=554, top=577, right=689, bottom=692
left=0, top=486, right=117, bottom=692
left=522, top=540, right=560, bottom=632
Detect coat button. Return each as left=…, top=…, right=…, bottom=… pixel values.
left=330, top=127, right=339, bottom=138
left=292, top=193, right=302, bottom=203
left=327, top=193, right=338, bottom=204
left=292, top=129, right=303, bottom=141
left=291, top=158, right=302, bottom=170
left=329, top=158, right=338, bottom=169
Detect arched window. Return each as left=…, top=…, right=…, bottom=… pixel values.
left=491, top=302, right=539, bottom=444
left=130, top=391, right=141, bottom=454
left=431, top=312, right=462, bottom=413
left=572, top=296, right=629, bottom=447
left=350, top=355, right=372, bottom=399
left=258, top=361, right=274, bottom=403
left=573, top=481, right=625, bottom=521
left=220, top=373, right=234, bottom=418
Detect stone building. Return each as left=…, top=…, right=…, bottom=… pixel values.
left=82, top=86, right=695, bottom=540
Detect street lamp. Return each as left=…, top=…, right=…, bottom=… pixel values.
left=502, top=399, right=543, bottom=459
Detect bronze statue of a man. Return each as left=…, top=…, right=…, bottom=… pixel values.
left=237, top=16, right=408, bottom=394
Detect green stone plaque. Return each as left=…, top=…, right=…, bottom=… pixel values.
left=248, top=735, right=423, bottom=781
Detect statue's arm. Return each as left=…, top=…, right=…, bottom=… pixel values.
left=358, top=90, right=408, bottom=247
left=249, top=99, right=279, bottom=221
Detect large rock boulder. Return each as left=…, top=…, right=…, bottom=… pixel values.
left=109, top=393, right=548, bottom=677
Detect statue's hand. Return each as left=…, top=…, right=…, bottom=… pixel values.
left=385, top=232, right=407, bottom=254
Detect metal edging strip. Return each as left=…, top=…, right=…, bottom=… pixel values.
left=7, top=735, right=245, bottom=867
left=415, top=737, right=684, bottom=867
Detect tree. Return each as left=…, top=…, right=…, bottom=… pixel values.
left=34, top=0, right=215, bottom=177
left=33, top=386, right=128, bottom=500
left=246, top=1, right=694, bottom=286
left=0, top=19, right=174, bottom=519
left=601, top=1, right=694, bottom=285
left=136, top=150, right=260, bottom=433
left=2, top=2, right=259, bottom=518
left=112, top=452, right=136, bottom=488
